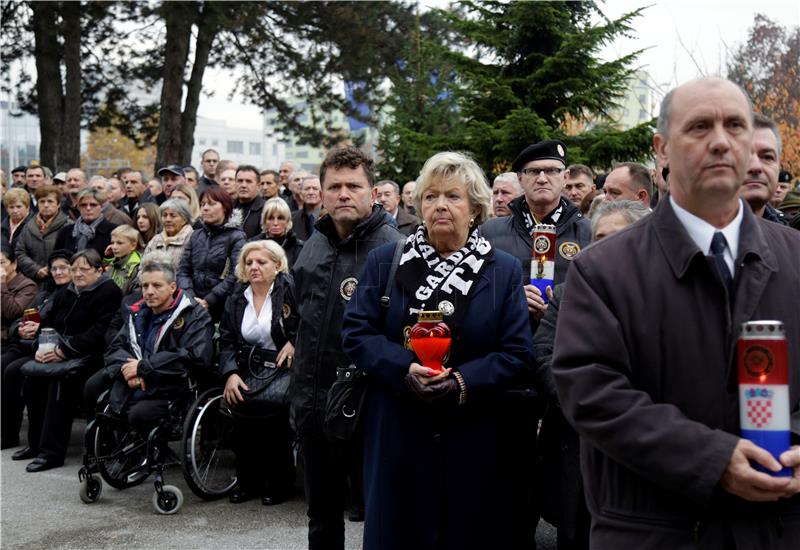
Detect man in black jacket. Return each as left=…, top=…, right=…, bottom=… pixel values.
left=104, top=253, right=214, bottom=431
left=233, top=165, right=266, bottom=239
left=479, top=139, right=592, bottom=548
left=291, top=146, right=401, bottom=550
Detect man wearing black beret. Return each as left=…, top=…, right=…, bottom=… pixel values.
left=479, top=139, right=591, bottom=548
left=481, top=139, right=591, bottom=319
left=770, top=170, right=793, bottom=209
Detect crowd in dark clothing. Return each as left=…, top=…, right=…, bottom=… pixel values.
left=2, top=86, right=800, bottom=550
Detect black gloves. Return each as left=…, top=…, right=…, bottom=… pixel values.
left=405, top=373, right=459, bottom=404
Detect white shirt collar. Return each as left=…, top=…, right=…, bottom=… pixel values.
left=670, top=196, right=743, bottom=274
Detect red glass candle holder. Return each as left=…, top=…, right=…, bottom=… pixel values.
left=409, top=310, right=451, bottom=374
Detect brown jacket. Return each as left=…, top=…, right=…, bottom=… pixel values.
left=1, top=272, right=38, bottom=342
left=552, top=198, right=800, bottom=549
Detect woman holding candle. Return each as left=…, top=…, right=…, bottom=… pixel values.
left=342, top=151, right=534, bottom=550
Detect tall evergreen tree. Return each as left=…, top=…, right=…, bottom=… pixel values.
left=378, top=1, right=655, bottom=176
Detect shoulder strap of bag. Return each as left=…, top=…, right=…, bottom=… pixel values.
left=380, top=239, right=405, bottom=309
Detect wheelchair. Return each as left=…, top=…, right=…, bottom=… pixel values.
left=77, top=385, right=238, bottom=514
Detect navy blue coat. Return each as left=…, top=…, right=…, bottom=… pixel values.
left=342, top=242, right=534, bottom=550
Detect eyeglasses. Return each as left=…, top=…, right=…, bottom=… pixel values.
left=50, top=266, right=70, bottom=273
left=70, top=266, right=97, bottom=274
left=520, top=167, right=563, bottom=178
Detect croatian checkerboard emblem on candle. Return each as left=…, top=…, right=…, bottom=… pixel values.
left=738, top=320, right=791, bottom=477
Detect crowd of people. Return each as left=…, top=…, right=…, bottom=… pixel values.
left=1, top=75, right=800, bottom=550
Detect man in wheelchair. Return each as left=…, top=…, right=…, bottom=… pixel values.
left=103, top=252, right=214, bottom=433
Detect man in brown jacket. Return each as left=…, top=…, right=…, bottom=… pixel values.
left=553, top=77, right=800, bottom=549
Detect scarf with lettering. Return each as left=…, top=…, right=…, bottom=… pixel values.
left=396, top=224, right=493, bottom=337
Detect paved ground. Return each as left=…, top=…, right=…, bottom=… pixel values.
left=1, top=420, right=555, bottom=549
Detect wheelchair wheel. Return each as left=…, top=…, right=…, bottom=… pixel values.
left=152, top=484, right=183, bottom=514
left=94, top=417, right=150, bottom=490
left=79, top=477, right=103, bottom=503
left=181, top=388, right=237, bottom=500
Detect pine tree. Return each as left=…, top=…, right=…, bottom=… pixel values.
left=378, top=1, right=655, bottom=176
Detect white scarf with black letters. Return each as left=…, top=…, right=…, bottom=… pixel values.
left=396, top=225, right=493, bottom=333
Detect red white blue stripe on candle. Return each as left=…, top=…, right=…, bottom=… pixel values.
left=740, top=385, right=791, bottom=477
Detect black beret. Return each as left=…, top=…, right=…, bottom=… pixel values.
left=779, top=170, right=792, bottom=183
left=512, top=140, right=567, bottom=172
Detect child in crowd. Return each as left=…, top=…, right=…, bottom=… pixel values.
left=104, top=225, right=142, bottom=295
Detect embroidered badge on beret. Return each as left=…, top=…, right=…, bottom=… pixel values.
left=556, top=143, right=565, bottom=158
left=559, top=242, right=581, bottom=260
left=340, top=277, right=358, bottom=301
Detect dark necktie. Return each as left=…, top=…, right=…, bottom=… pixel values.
left=710, top=231, right=733, bottom=297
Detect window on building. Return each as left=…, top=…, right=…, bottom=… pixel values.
left=227, top=140, right=244, bottom=154
left=272, top=143, right=278, bottom=155
left=249, top=142, right=261, bottom=155
left=199, top=138, right=206, bottom=145
left=212, top=139, right=219, bottom=146
left=295, top=151, right=309, bottom=159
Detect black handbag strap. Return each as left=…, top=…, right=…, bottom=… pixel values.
left=380, top=239, right=405, bottom=309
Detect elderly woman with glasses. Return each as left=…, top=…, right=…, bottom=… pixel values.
left=54, top=188, right=118, bottom=256
left=1, top=249, right=73, bottom=451
left=21, top=249, right=122, bottom=472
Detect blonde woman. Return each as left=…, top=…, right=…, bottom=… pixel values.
left=218, top=240, right=298, bottom=506
left=247, top=197, right=304, bottom=268
left=171, top=183, right=201, bottom=222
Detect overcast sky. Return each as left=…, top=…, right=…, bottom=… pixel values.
left=197, top=0, right=800, bottom=130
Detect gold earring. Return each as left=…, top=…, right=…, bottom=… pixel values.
left=469, top=217, right=475, bottom=227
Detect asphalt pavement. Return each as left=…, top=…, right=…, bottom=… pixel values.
left=1, top=420, right=555, bottom=549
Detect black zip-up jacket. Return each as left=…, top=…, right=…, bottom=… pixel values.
left=217, top=273, right=298, bottom=381
left=104, top=291, right=214, bottom=414
left=234, top=196, right=266, bottom=239
left=290, top=205, right=401, bottom=436
left=176, top=213, right=246, bottom=312
left=480, top=195, right=591, bottom=286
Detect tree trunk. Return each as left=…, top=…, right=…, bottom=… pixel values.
left=30, top=1, right=63, bottom=172
left=155, top=1, right=194, bottom=169
left=60, top=0, right=82, bottom=171
left=179, top=3, right=219, bottom=166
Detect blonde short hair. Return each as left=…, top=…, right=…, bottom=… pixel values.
left=414, top=151, right=492, bottom=224
left=3, top=188, right=31, bottom=208
left=111, top=224, right=143, bottom=249
left=261, top=197, right=293, bottom=232
left=235, top=240, right=289, bottom=283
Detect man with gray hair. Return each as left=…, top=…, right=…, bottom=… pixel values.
left=553, top=77, right=800, bottom=548
left=374, top=179, right=419, bottom=235
left=99, top=251, right=214, bottom=433
left=90, top=175, right=133, bottom=226
left=739, top=113, right=788, bottom=225
left=61, top=168, right=89, bottom=220
left=491, top=172, right=523, bottom=217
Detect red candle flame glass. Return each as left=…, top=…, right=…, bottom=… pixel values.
left=409, top=310, right=451, bottom=374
